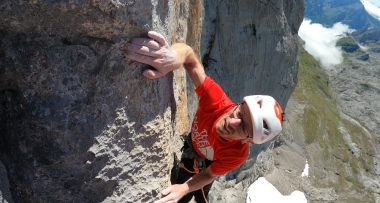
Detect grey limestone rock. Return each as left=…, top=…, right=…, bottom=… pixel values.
left=0, top=161, right=14, bottom=203
left=0, top=0, right=302, bottom=202
left=0, top=0, right=194, bottom=202
left=200, top=0, right=304, bottom=201
left=200, top=0, right=304, bottom=108
left=357, top=53, right=369, bottom=61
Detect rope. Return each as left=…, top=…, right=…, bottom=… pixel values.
left=178, top=159, right=209, bottom=203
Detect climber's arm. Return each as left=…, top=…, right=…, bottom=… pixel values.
left=154, top=167, right=217, bottom=203
left=125, top=31, right=206, bottom=88
left=171, top=43, right=206, bottom=88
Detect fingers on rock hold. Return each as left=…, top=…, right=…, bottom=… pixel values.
left=126, top=52, right=155, bottom=66
left=130, top=38, right=160, bottom=50
left=127, top=43, right=159, bottom=57
left=143, top=69, right=164, bottom=79
left=148, top=31, right=168, bottom=47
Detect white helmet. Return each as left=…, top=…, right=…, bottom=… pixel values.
left=243, top=95, right=284, bottom=144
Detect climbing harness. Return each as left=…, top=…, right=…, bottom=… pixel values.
left=178, top=159, right=208, bottom=203
left=178, top=133, right=210, bottom=203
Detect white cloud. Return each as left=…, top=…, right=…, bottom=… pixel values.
left=368, top=0, right=380, bottom=7
left=361, top=0, right=380, bottom=20
left=246, top=177, right=307, bottom=203
left=298, top=19, right=354, bottom=68
left=369, top=0, right=380, bottom=7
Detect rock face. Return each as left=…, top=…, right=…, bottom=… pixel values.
left=0, top=1, right=195, bottom=202
left=199, top=0, right=304, bottom=202
left=0, top=0, right=302, bottom=202
left=0, top=161, right=13, bottom=203
left=200, top=0, right=303, bottom=108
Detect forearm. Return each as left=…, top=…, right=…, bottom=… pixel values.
left=171, top=43, right=206, bottom=87
left=183, top=169, right=217, bottom=193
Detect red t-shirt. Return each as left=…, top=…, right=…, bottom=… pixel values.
left=191, top=76, right=249, bottom=176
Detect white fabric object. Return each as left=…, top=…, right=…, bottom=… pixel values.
left=246, top=177, right=307, bottom=203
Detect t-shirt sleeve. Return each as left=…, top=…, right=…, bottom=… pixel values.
left=209, top=145, right=250, bottom=176
left=195, top=76, right=233, bottom=112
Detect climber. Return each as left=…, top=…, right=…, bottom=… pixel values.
left=124, top=31, right=284, bottom=203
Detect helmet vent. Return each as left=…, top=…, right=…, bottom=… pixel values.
left=263, top=120, right=269, bottom=135
left=257, top=100, right=263, bottom=108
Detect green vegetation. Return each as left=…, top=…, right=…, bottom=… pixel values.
left=336, top=36, right=357, bottom=47
left=295, top=48, right=375, bottom=202
left=342, top=119, right=375, bottom=173
left=295, top=48, right=338, bottom=150
left=336, top=36, right=360, bottom=53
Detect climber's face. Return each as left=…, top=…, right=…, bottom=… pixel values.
left=215, top=102, right=254, bottom=144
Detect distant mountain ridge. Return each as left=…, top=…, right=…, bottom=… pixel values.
left=353, top=27, right=380, bottom=43
left=305, top=0, right=380, bottom=30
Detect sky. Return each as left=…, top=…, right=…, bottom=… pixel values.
left=298, top=19, right=354, bottom=68
left=246, top=161, right=309, bottom=203
left=361, top=0, right=380, bottom=20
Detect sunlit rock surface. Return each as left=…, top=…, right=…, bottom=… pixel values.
left=0, top=1, right=194, bottom=202
left=0, top=0, right=302, bottom=202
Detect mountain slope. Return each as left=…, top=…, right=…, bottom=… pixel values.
left=305, top=0, right=380, bottom=30
left=274, top=47, right=377, bottom=202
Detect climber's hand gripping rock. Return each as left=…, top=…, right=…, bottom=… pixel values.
left=125, top=31, right=182, bottom=79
